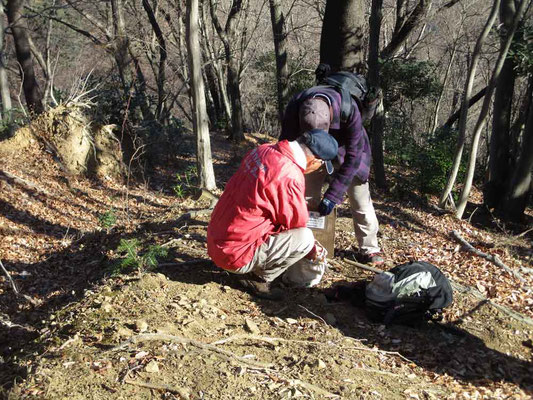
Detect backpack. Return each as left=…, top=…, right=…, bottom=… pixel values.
left=315, top=64, right=377, bottom=123
left=364, top=261, right=453, bottom=326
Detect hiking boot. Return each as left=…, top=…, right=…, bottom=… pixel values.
left=236, top=276, right=285, bottom=301
left=358, top=252, right=385, bottom=266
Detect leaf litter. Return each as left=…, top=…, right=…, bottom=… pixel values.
left=0, top=132, right=532, bottom=399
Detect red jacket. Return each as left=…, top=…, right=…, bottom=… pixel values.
left=207, top=140, right=308, bottom=270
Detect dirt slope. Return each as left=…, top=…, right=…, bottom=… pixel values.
left=1, top=132, right=532, bottom=399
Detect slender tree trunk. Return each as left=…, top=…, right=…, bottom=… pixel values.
left=209, top=0, right=245, bottom=142
left=0, top=7, right=12, bottom=118
left=440, top=86, right=487, bottom=130
left=484, top=0, right=518, bottom=210
left=142, top=0, right=167, bottom=122
left=269, top=0, right=289, bottom=124
left=368, top=0, right=386, bottom=188
left=430, top=45, right=456, bottom=135
left=320, top=0, right=365, bottom=72
left=455, top=0, right=528, bottom=219
left=504, top=74, right=533, bottom=221
left=6, top=0, right=43, bottom=114
left=438, top=0, right=501, bottom=208
left=186, top=0, right=216, bottom=190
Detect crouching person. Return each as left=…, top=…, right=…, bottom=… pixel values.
left=207, top=129, right=338, bottom=300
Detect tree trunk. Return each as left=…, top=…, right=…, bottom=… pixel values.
left=142, top=0, right=168, bottom=123
left=455, top=0, right=528, bottom=219
left=209, top=0, right=245, bottom=142
left=430, top=45, right=456, bottom=135
left=368, top=0, right=386, bottom=188
left=269, top=0, right=289, bottom=124
left=504, top=74, right=533, bottom=221
left=320, top=0, right=365, bottom=72
left=438, top=0, right=501, bottom=208
left=484, top=0, right=518, bottom=210
left=186, top=0, right=216, bottom=190
left=6, top=0, right=43, bottom=115
left=0, top=7, right=12, bottom=118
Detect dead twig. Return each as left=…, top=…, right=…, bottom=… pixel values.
left=0, top=260, right=40, bottom=305
left=158, top=259, right=211, bottom=268
left=124, top=379, right=190, bottom=399
left=111, top=333, right=272, bottom=369
left=450, top=230, right=528, bottom=285
left=297, top=304, right=327, bottom=325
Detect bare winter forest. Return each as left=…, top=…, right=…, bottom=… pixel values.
left=0, top=0, right=532, bottom=398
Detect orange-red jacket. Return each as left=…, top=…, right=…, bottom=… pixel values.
left=207, top=140, right=308, bottom=270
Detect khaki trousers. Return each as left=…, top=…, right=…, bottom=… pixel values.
left=235, top=227, right=315, bottom=283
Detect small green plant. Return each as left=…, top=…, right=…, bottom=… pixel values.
left=98, top=207, right=117, bottom=231
left=110, top=238, right=168, bottom=276
left=173, top=166, right=198, bottom=199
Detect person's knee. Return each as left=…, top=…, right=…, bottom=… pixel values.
left=294, top=227, right=315, bottom=252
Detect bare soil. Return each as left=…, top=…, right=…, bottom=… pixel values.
left=1, top=130, right=532, bottom=399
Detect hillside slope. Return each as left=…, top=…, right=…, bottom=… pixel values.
left=1, top=131, right=532, bottom=399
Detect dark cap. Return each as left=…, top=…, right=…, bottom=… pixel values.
left=299, top=97, right=331, bottom=131
left=301, top=129, right=338, bottom=174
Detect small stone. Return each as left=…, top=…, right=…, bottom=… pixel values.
left=312, top=359, right=327, bottom=369
left=245, top=318, right=260, bottom=334
left=117, top=326, right=133, bottom=337
left=145, top=360, right=159, bottom=373
left=324, top=313, right=336, bottom=325
left=286, top=318, right=298, bottom=325
left=135, top=319, right=148, bottom=332
left=101, top=302, right=112, bottom=313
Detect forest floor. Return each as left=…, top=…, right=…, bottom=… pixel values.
left=1, top=130, right=532, bottom=399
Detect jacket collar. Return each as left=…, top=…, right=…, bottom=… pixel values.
left=276, top=140, right=304, bottom=171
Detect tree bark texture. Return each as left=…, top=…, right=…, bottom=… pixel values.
left=320, top=0, right=365, bottom=72
left=438, top=0, right=501, bottom=209
left=455, top=0, right=528, bottom=219
left=6, top=0, right=43, bottom=115
left=269, top=0, right=289, bottom=124
left=484, top=0, right=518, bottom=210
left=0, top=7, right=12, bottom=117
left=504, top=74, right=533, bottom=221
left=368, top=0, right=386, bottom=188
left=186, top=0, right=216, bottom=190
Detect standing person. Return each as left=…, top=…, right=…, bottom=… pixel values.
left=280, top=70, right=383, bottom=265
left=207, top=129, right=338, bottom=300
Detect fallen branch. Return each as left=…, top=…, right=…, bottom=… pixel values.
left=111, top=333, right=272, bottom=369
left=450, top=230, right=528, bottom=285
left=158, top=259, right=211, bottom=268
left=124, top=379, right=190, bottom=399
left=451, top=281, right=533, bottom=327
left=342, top=258, right=383, bottom=274
left=283, top=378, right=340, bottom=398
left=0, top=260, right=40, bottom=305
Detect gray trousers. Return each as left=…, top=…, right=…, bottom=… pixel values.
left=234, top=227, right=315, bottom=283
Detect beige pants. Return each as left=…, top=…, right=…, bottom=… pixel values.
left=306, top=168, right=380, bottom=255
left=347, top=178, right=380, bottom=254
left=235, top=227, right=315, bottom=283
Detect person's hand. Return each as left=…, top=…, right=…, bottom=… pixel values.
left=318, top=198, right=336, bottom=216
left=305, top=241, right=328, bottom=262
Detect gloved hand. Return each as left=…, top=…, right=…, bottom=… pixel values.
left=318, top=198, right=336, bottom=216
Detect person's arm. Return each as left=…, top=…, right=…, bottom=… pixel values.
left=323, top=106, right=364, bottom=205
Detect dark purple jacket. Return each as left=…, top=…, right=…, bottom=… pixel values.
left=280, top=86, right=372, bottom=204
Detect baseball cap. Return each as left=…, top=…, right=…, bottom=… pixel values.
left=301, top=129, right=338, bottom=174
left=299, top=97, right=331, bottom=131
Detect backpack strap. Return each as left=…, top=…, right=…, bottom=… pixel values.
left=338, top=86, right=353, bottom=124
